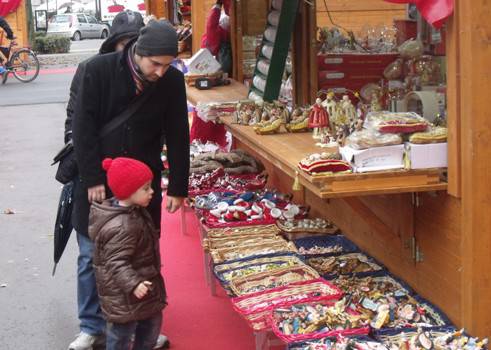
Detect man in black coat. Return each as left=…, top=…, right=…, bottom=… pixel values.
left=69, top=16, right=187, bottom=350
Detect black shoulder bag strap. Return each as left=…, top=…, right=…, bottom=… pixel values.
left=99, top=86, right=155, bottom=139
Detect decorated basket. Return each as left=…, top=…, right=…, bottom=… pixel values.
left=210, top=239, right=298, bottom=264
left=374, top=326, right=488, bottom=349
left=276, top=218, right=339, bottom=237
left=293, top=235, right=359, bottom=256
left=231, top=279, right=343, bottom=331
left=213, top=253, right=303, bottom=274
left=270, top=299, right=370, bottom=343
left=350, top=293, right=452, bottom=332
left=189, top=172, right=268, bottom=197
left=215, top=255, right=305, bottom=285
left=288, top=335, right=386, bottom=350
left=331, top=271, right=414, bottom=302
left=305, top=252, right=385, bottom=279
left=206, top=224, right=281, bottom=239
left=202, top=234, right=282, bottom=253
left=229, top=264, right=320, bottom=296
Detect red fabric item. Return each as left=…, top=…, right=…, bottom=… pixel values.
left=102, top=157, right=153, bottom=199
left=384, top=0, right=453, bottom=29
left=189, top=110, right=228, bottom=147
left=0, top=0, right=22, bottom=17
left=200, top=6, right=230, bottom=56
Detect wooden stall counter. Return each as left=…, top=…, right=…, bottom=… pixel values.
left=220, top=116, right=447, bottom=198
left=186, top=80, right=249, bottom=106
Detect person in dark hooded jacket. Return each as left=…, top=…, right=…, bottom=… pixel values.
left=64, top=11, right=170, bottom=350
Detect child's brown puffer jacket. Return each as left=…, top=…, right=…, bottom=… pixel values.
left=89, top=200, right=166, bottom=323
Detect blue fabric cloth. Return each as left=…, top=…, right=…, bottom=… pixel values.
left=106, top=313, right=162, bottom=350
left=76, top=232, right=106, bottom=335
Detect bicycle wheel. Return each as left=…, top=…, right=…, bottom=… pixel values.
left=8, top=48, right=40, bottom=83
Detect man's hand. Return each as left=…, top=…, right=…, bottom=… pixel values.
left=87, top=184, right=106, bottom=203
left=166, top=196, right=185, bottom=213
left=133, top=281, right=152, bottom=299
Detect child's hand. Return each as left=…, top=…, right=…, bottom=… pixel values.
left=133, top=281, right=152, bottom=299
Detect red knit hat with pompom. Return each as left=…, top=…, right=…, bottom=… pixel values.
left=102, top=157, right=153, bottom=200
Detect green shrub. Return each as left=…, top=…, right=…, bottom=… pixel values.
left=33, top=35, right=71, bottom=54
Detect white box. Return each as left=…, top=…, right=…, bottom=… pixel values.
left=407, top=142, right=447, bottom=169
left=340, top=144, right=405, bottom=173
left=185, top=48, right=221, bottom=75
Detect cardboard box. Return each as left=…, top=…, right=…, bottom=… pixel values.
left=340, top=144, right=405, bottom=173
left=185, top=48, right=221, bottom=75
left=407, top=142, right=447, bottom=169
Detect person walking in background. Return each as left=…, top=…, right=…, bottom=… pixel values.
left=89, top=157, right=166, bottom=350
left=65, top=12, right=174, bottom=350
left=0, top=15, right=15, bottom=75
left=200, top=0, right=232, bottom=74
left=71, top=18, right=189, bottom=348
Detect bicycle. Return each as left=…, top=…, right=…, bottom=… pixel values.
left=0, top=37, right=40, bottom=85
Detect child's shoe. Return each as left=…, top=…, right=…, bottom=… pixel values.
left=68, top=332, right=105, bottom=350
left=154, top=334, right=170, bottom=349
left=0, top=66, right=6, bottom=74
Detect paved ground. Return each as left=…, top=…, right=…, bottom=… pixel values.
left=0, top=103, right=80, bottom=350
left=70, top=39, right=104, bottom=53
left=0, top=69, right=75, bottom=106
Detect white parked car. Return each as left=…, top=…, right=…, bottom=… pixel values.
left=47, top=13, right=109, bottom=41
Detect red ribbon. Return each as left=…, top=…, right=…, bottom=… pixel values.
left=0, top=0, right=22, bottom=17
left=384, top=0, right=454, bottom=29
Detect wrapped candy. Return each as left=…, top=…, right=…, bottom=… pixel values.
left=383, top=58, right=404, bottom=80
left=398, top=39, right=424, bottom=59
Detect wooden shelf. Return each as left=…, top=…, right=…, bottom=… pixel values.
left=221, top=116, right=447, bottom=198
left=186, top=79, right=249, bottom=106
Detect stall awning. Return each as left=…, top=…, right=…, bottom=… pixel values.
left=0, top=0, right=22, bottom=17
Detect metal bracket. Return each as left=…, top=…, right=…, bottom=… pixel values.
left=408, top=236, right=424, bottom=263
left=411, top=192, right=421, bottom=207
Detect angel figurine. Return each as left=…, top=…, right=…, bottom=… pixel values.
left=308, top=98, right=330, bottom=139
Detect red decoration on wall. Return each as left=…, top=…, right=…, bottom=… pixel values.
left=384, top=0, right=454, bottom=29
left=0, top=0, right=22, bottom=17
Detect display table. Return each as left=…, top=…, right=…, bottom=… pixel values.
left=220, top=116, right=447, bottom=198
left=186, top=80, right=249, bottom=106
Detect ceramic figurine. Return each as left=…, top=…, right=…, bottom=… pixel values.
left=370, top=90, right=383, bottom=112
left=308, top=98, right=330, bottom=139
left=322, top=92, right=337, bottom=130
left=340, top=95, right=357, bottom=125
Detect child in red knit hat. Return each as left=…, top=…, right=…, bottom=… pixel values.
left=88, top=157, right=167, bottom=350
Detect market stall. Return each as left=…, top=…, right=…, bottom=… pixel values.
left=160, top=0, right=491, bottom=342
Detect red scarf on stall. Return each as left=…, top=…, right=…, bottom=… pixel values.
left=384, top=0, right=454, bottom=29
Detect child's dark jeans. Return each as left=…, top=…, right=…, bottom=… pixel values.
left=106, top=312, right=162, bottom=350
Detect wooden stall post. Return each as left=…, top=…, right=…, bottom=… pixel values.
left=458, top=0, right=491, bottom=338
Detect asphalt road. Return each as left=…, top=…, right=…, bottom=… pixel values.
left=70, top=39, right=104, bottom=53
left=0, top=103, right=80, bottom=349
left=0, top=69, right=75, bottom=107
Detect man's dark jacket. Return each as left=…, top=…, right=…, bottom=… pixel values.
left=72, top=44, right=190, bottom=235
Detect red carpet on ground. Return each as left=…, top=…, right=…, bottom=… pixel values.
left=160, top=198, right=263, bottom=349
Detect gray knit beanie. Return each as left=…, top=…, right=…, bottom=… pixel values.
left=135, top=19, right=178, bottom=57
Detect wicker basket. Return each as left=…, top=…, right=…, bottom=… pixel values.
left=231, top=279, right=343, bottom=331
left=210, top=239, right=298, bottom=264
left=213, top=253, right=303, bottom=273
left=276, top=219, right=339, bottom=236
left=270, top=299, right=370, bottom=343
left=216, top=256, right=304, bottom=284
left=306, top=252, right=385, bottom=279
left=206, top=224, right=281, bottom=239
left=229, top=264, right=320, bottom=296
left=202, top=233, right=281, bottom=252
